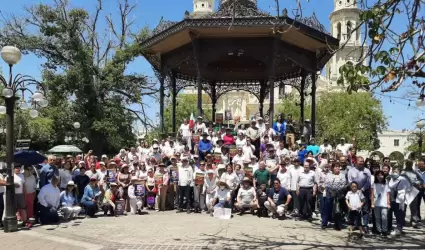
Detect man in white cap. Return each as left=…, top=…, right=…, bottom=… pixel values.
left=246, top=119, right=260, bottom=158
left=149, top=145, right=162, bottom=163
left=336, top=137, right=355, bottom=156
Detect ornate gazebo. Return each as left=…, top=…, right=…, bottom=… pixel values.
left=140, top=0, right=339, bottom=137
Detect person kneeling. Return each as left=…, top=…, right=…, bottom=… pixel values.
left=236, top=177, right=258, bottom=216
left=60, top=181, right=82, bottom=220
left=128, top=176, right=144, bottom=214
left=264, top=179, right=292, bottom=219
left=102, top=182, right=120, bottom=216
left=37, top=175, right=61, bottom=225
left=81, top=177, right=101, bottom=218
left=212, top=181, right=232, bottom=215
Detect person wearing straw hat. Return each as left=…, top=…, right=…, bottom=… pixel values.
left=236, top=177, right=257, bottom=216
left=60, top=181, right=82, bottom=220
left=193, top=162, right=206, bottom=213
left=212, top=180, right=232, bottom=213
left=128, top=176, right=144, bottom=214
left=101, top=182, right=120, bottom=216
left=204, top=169, right=217, bottom=214
left=155, top=163, right=169, bottom=212
left=246, top=119, right=260, bottom=159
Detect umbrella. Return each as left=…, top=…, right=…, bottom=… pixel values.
left=48, top=145, right=82, bottom=154
left=14, top=150, right=47, bottom=166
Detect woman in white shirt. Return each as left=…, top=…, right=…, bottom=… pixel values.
left=23, top=166, right=37, bottom=220
left=371, top=170, right=391, bottom=236
left=203, top=170, right=217, bottom=214
left=59, top=181, right=82, bottom=220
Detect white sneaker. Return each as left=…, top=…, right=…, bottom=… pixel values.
left=390, top=229, right=401, bottom=236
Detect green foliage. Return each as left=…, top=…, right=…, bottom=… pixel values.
left=277, top=92, right=387, bottom=150
left=163, top=94, right=212, bottom=134
left=0, top=0, right=155, bottom=154
left=336, top=0, right=425, bottom=93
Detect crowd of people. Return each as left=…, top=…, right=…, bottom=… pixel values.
left=0, top=115, right=424, bottom=238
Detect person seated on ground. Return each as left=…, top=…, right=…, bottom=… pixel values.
left=37, top=175, right=61, bottom=225
left=265, top=179, right=292, bottom=219
left=59, top=181, right=82, bottom=220
left=81, top=177, right=101, bottom=218
left=235, top=177, right=258, bottom=216
left=128, top=176, right=144, bottom=214
left=212, top=180, right=232, bottom=215
left=102, top=182, right=120, bottom=216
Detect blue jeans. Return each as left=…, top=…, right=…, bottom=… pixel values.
left=318, top=192, right=325, bottom=218
left=214, top=201, right=231, bottom=209
left=362, top=189, right=371, bottom=228
left=81, top=200, right=98, bottom=217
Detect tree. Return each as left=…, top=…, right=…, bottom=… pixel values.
left=0, top=0, right=157, bottom=154
left=335, top=0, right=425, bottom=96
left=277, top=92, right=387, bottom=150
left=163, top=94, right=212, bottom=135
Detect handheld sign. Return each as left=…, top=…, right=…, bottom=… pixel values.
left=244, top=166, right=253, bottom=179
left=229, top=145, right=237, bottom=158
left=192, top=134, right=200, bottom=144
left=154, top=173, right=163, bottom=186
left=215, top=113, right=223, bottom=124
left=214, top=153, right=221, bottom=163
left=115, top=199, right=125, bottom=215
left=170, top=166, right=179, bottom=183
left=195, top=172, right=205, bottom=185
left=107, top=169, right=116, bottom=182
left=134, top=180, right=145, bottom=197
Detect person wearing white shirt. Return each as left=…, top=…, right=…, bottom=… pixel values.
left=276, top=141, right=289, bottom=158
left=256, top=117, right=266, bottom=136
left=276, top=163, right=290, bottom=189
left=371, top=170, right=391, bottom=235
left=336, top=137, right=354, bottom=156
left=179, top=119, right=192, bottom=149
left=38, top=175, right=61, bottom=224
left=0, top=174, right=6, bottom=227
left=232, top=148, right=245, bottom=166
left=195, top=116, right=207, bottom=134
left=203, top=170, right=218, bottom=213
left=213, top=181, right=232, bottom=210
left=242, top=138, right=255, bottom=161
left=220, top=165, right=240, bottom=191
left=235, top=133, right=246, bottom=149
left=319, top=139, right=333, bottom=154
left=288, top=159, right=303, bottom=214
left=23, top=166, right=37, bottom=220
left=249, top=156, right=259, bottom=174
left=177, top=164, right=194, bottom=213
left=14, top=166, right=29, bottom=226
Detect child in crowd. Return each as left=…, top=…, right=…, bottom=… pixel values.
left=345, top=181, right=365, bottom=235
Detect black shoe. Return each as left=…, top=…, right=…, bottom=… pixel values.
left=176, top=209, right=183, bottom=213
left=321, top=225, right=326, bottom=230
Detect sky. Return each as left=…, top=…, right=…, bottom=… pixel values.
left=1, top=0, right=424, bottom=132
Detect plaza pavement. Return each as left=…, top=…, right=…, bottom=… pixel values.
left=1, top=210, right=425, bottom=250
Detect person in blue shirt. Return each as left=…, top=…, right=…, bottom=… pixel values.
left=39, top=155, right=59, bottom=188
left=298, top=144, right=307, bottom=163
left=81, top=177, right=101, bottom=217
left=306, top=138, right=320, bottom=160
left=198, top=132, right=213, bottom=161
left=264, top=179, right=292, bottom=218
left=273, top=114, right=286, bottom=142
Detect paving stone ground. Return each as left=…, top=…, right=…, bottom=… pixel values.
left=1, top=210, right=425, bottom=250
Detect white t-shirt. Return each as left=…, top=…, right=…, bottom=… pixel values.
left=215, top=187, right=231, bottom=202
left=14, top=173, right=25, bottom=194
left=276, top=147, right=289, bottom=158
left=235, top=138, right=246, bottom=149
left=24, top=175, right=37, bottom=193
left=180, top=124, right=191, bottom=137
left=336, top=143, right=353, bottom=156
left=345, top=190, right=364, bottom=210
left=319, top=144, right=333, bottom=154
left=372, top=183, right=390, bottom=207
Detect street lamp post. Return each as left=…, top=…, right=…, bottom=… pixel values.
left=0, top=46, right=48, bottom=232
left=416, top=121, right=425, bottom=160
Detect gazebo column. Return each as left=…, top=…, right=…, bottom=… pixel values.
left=259, top=80, right=266, bottom=118
left=300, top=71, right=306, bottom=129
left=211, top=81, right=217, bottom=123
left=171, top=72, right=177, bottom=135
left=190, top=33, right=203, bottom=117
left=159, top=69, right=167, bottom=136
left=310, top=72, right=317, bottom=138
left=267, top=36, right=280, bottom=125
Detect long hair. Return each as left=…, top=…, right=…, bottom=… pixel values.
left=374, top=170, right=386, bottom=184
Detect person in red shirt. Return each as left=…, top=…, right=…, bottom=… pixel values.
left=223, top=128, right=235, bottom=146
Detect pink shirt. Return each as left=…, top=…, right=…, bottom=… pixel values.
left=223, top=134, right=235, bottom=145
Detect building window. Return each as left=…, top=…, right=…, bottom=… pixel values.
left=394, top=139, right=399, bottom=147
left=336, top=23, right=341, bottom=40
left=347, top=21, right=352, bottom=39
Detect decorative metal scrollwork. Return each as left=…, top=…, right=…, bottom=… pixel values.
left=298, top=12, right=329, bottom=34
left=215, top=81, right=262, bottom=102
